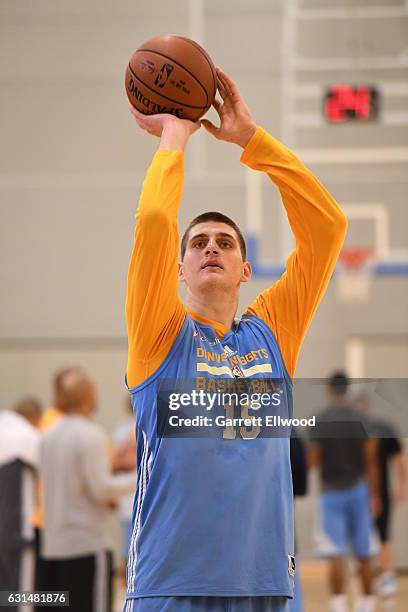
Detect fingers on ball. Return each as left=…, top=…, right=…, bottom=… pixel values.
left=217, top=67, right=238, bottom=98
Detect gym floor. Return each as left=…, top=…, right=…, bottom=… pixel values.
left=299, top=561, right=406, bottom=612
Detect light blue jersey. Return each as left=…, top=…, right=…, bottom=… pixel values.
left=126, top=313, right=295, bottom=600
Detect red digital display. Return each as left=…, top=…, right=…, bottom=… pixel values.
left=323, top=85, right=379, bottom=123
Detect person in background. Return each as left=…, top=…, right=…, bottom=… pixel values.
left=38, top=366, right=72, bottom=431
left=289, top=429, right=308, bottom=612
left=0, top=397, right=42, bottom=611
left=40, top=367, right=135, bottom=612
left=112, top=398, right=137, bottom=585
left=34, top=366, right=77, bottom=599
left=309, top=372, right=380, bottom=612
left=354, top=392, right=407, bottom=602
left=14, top=396, right=43, bottom=428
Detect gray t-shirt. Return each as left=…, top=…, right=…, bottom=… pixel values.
left=311, top=404, right=371, bottom=491
left=40, top=415, right=135, bottom=559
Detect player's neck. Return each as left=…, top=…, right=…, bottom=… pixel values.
left=185, top=290, right=238, bottom=331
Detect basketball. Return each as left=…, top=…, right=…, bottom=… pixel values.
left=125, top=35, right=217, bottom=121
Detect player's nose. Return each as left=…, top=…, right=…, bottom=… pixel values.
left=205, top=238, right=219, bottom=254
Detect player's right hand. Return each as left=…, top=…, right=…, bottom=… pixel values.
left=201, top=67, right=257, bottom=148
left=129, top=107, right=200, bottom=138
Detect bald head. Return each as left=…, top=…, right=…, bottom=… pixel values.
left=14, top=396, right=43, bottom=428
left=53, top=366, right=79, bottom=410
left=58, top=367, right=96, bottom=416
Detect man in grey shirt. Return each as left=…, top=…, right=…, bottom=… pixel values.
left=40, top=367, right=135, bottom=612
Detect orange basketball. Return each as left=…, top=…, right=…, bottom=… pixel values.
left=125, top=35, right=217, bottom=121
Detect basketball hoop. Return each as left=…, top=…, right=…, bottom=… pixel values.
left=336, top=247, right=375, bottom=301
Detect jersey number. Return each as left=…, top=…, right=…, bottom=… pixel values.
left=223, top=399, right=261, bottom=440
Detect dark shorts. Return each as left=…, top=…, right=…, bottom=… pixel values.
left=0, top=544, right=36, bottom=590
left=0, top=459, right=36, bottom=607
left=39, top=550, right=113, bottom=612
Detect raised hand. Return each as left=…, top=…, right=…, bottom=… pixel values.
left=129, top=106, right=200, bottom=137
left=129, top=107, right=201, bottom=151
left=201, top=67, right=257, bottom=148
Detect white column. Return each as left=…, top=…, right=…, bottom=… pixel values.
left=187, top=0, right=206, bottom=180
left=280, top=0, right=297, bottom=259
left=345, top=336, right=365, bottom=378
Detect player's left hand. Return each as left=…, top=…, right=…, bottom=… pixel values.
left=201, top=67, right=257, bottom=148
left=129, top=106, right=200, bottom=138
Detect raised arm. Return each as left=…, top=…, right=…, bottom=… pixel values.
left=203, top=68, right=347, bottom=378
left=126, top=111, right=200, bottom=388
left=243, top=130, right=347, bottom=377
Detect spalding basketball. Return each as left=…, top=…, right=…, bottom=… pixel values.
left=125, top=35, right=217, bottom=121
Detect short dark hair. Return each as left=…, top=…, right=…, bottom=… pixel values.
left=14, top=396, right=43, bottom=420
left=328, top=371, right=349, bottom=396
left=180, top=212, right=247, bottom=261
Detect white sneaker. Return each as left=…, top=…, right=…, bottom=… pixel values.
left=329, top=594, right=347, bottom=612
left=376, top=572, right=397, bottom=597
left=354, top=595, right=376, bottom=612
left=381, top=597, right=396, bottom=612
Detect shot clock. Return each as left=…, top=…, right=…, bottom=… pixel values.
left=323, top=85, right=379, bottom=123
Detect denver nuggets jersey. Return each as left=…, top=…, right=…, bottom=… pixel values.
left=127, top=314, right=294, bottom=598
left=125, top=128, right=347, bottom=599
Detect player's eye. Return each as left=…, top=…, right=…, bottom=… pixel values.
left=219, top=240, right=232, bottom=248
left=193, top=240, right=206, bottom=249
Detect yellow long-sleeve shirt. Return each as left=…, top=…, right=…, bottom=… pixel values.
left=126, top=127, right=347, bottom=388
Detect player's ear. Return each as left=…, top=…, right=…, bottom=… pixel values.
left=240, top=261, right=252, bottom=283
left=178, top=262, right=185, bottom=282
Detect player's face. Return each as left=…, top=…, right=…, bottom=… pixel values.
left=179, top=222, right=251, bottom=291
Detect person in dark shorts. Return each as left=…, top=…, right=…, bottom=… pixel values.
left=0, top=398, right=42, bottom=611
left=354, top=393, right=407, bottom=599
left=309, top=372, right=380, bottom=612
left=289, top=430, right=308, bottom=612
left=40, top=368, right=135, bottom=612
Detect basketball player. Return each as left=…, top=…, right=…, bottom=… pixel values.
left=310, top=373, right=380, bottom=612
left=124, top=67, right=347, bottom=612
